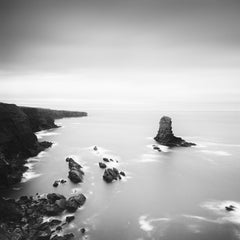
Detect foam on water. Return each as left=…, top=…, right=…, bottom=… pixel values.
left=139, top=215, right=170, bottom=232
left=200, top=150, right=231, bottom=156
left=36, top=130, right=60, bottom=139
left=202, top=200, right=240, bottom=224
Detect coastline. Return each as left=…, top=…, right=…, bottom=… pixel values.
left=0, top=102, right=87, bottom=187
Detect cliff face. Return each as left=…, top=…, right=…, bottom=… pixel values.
left=154, top=116, right=195, bottom=147
left=21, top=107, right=87, bottom=132
left=0, top=102, right=87, bottom=187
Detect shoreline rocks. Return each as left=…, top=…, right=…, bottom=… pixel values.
left=0, top=192, right=86, bottom=240
left=154, top=116, right=196, bottom=147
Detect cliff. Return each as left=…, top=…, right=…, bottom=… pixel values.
left=20, top=106, right=87, bottom=132
left=154, top=116, right=195, bottom=147
left=0, top=102, right=87, bottom=187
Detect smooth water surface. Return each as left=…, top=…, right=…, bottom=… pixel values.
left=2, top=110, right=240, bottom=240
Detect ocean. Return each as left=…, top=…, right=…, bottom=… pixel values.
left=2, top=108, right=240, bottom=240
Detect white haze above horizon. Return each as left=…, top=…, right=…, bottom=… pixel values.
left=1, top=0, right=240, bottom=111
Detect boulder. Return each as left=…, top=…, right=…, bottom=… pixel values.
left=154, top=116, right=196, bottom=147
left=68, top=170, right=83, bottom=183
left=103, top=168, right=119, bottom=183
left=47, top=193, right=65, bottom=203
left=67, top=158, right=84, bottom=183
left=99, top=162, right=107, bottom=169
left=65, top=194, right=86, bottom=212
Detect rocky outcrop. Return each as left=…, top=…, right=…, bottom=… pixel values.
left=66, top=157, right=84, bottom=183
left=154, top=116, right=195, bottom=147
left=0, top=102, right=87, bottom=187
left=0, top=192, right=86, bottom=240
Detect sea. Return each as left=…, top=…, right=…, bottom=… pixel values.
left=1, top=102, right=240, bottom=240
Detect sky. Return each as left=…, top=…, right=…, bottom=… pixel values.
left=0, top=0, right=240, bottom=110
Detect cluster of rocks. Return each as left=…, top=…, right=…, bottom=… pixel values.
left=103, top=168, right=126, bottom=183
left=154, top=116, right=196, bottom=147
left=0, top=193, right=86, bottom=240
left=152, top=145, right=161, bottom=152
left=53, top=179, right=67, bottom=187
left=225, top=205, right=236, bottom=211
left=96, top=154, right=126, bottom=183
left=66, top=158, right=84, bottom=183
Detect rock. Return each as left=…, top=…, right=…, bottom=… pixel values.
left=65, top=194, right=86, bottom=212
left=47, top=193, right=65, bottom=203
left=56, top=226, right=62, bottom=231
left=43, top=204, right=64, bottom=216
left=119, top=171, right=126, bottom=176
left=103, top=168, right=119, bottom=183
left=154, top=116, right=196, bottom=147
left=80, top=228, right=86, bottom=234
left=103, top=158, right=109, bottom=162
left=67, top=158, right=84, bottom=183
left=55, top=199, right=67, bottom=210
left=51, top=233, right=75, bottom=240
left=49, top=219, right=62, bottom=227
left=99, top=162, right=107, bottom=169
left=225, top=205, right=235, bottom=211
left=53, top=181, right=59, bottom=187
left=68, top=170, right=83, bottom=183
left=60, top=179, right=66, bottom=184
left=93, top=146, right=98, bottom=151
left=66, top=216, right=75, bottom=223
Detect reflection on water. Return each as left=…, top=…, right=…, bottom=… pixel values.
left=2, top=110, right=240, bottom=240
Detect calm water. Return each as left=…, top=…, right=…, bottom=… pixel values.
left=2, top=109, right=240, bottom=240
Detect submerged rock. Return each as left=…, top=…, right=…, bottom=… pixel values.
left=93, top=146, right=98, bottom=151
left=154, top=116, right=196, bottom=147
left=66, top=215, right=75, bottom=223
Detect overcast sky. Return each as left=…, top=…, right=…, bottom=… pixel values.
left=0, top=0, right=240, bottom=110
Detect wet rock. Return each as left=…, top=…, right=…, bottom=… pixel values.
left=154, top=116, right=196, bottom=147
left=60, top=179, right=67, bottom=184
left=43, top=204, right=64, bottom=216
left=152, top=145, right=161, bottom=152
left=47, top=193, right=65, bottom=203
left=93, top=146, right=98, bottom=151
left=66, top=215, right=75, bottom=223
left=65, top=194, right=86, bottom=212
left=103, top=158, right=109, bottom=162
left=56, top=226, right=62, bottom=231
left=119, top=171, right=126, bottom=176
left=49, top=219, right=62, bottom=227
left=225, top=205, right=235, bottom=211
left=99, top=162, right=107, bottom=169
left=68, top=170, right=83, bottom=183
left=53, top=181, right=59, bottom=187
left=80, top=228, right=86, bottom=234
left=67, top=158, right=84, bottom=183
left=103, top=168, right=119, bottom=183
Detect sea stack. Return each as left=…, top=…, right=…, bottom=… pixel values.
left=154, top=116, right=195, bottom=147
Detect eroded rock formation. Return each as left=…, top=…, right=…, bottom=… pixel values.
left=154, top=116, right=195, bottom=147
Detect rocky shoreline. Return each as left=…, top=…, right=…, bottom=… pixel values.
left=0, top=102, right=87, bottom=187
left=0, top=192, right=86, bottom=240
